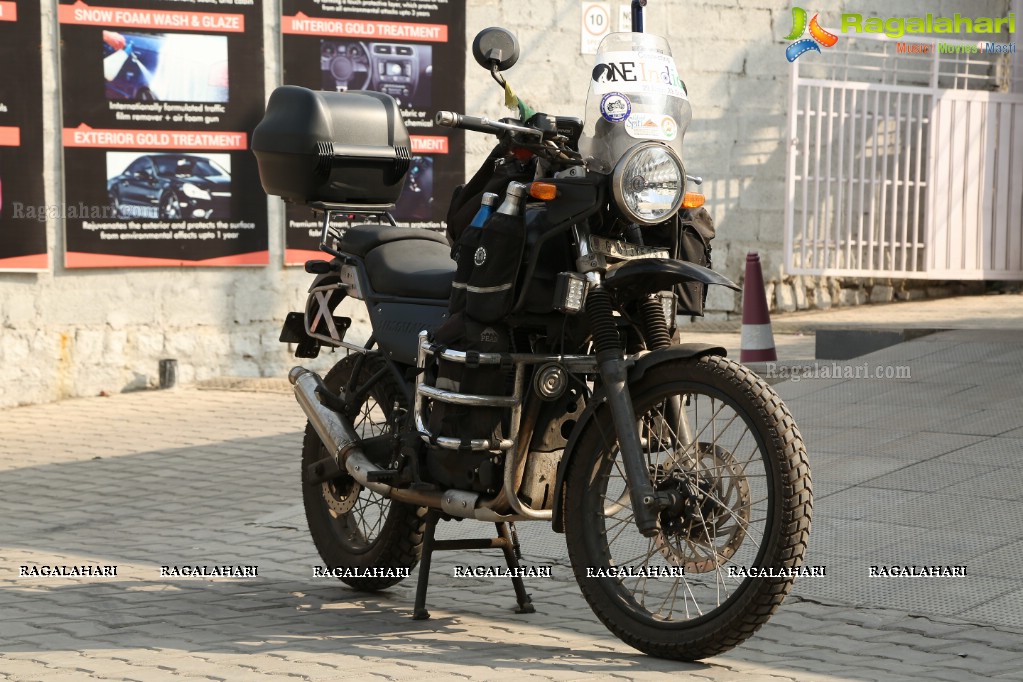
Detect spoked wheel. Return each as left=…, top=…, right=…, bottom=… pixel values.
left=564, top=355, right=811, bottom=660
left=301, top=354, right=425, bottom=591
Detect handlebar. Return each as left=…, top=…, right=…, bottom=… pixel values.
left=434, top=111, right=542, bottom=138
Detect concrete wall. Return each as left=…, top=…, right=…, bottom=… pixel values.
left=0, top=0, right=1013, bottom=408
left=0, top=0, right=330, bottom=409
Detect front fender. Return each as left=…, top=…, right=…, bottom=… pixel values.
left=603, top=258, right=739, bottom=300
left=550, top=343, right=727, bottom=533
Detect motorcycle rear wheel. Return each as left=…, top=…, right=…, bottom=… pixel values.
left=563, top=355, right=811, bottom=660
left=301, top=354, right=425, bottom=591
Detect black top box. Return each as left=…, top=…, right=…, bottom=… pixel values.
left=252, top=86, right=412, bottom=206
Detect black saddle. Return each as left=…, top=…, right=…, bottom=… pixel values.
left=346, top=226, right=453, bottom=300
left=341, top=224, right=449, bottom=257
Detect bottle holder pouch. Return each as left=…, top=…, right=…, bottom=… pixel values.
left=464, top=211, right=527, bottom=324
left=445, top=151, right=536, bottom=246
left=448, top=227, right=483, bottom=314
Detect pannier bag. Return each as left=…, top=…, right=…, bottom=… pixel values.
left=426, top=313, right=512, bottom=448
left=677, top=207, right=716, bottom=316
left=644, top=207, right=716, bottom=316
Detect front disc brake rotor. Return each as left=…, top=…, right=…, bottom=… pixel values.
left=656, top=442, right=751, bottom=573
left=322, top=476, right=362, bottom=517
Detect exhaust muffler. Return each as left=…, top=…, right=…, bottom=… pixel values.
left=289, top=367, right=360, bottom=462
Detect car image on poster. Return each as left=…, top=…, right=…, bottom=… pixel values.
left=280, top=0, right=465, bottom=265
left=106, top=152, right=232, bottom=221
left=59, top=0, right=267, bottom=268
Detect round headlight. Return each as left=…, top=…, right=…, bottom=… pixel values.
left=611, top=143, right=685, bottom=225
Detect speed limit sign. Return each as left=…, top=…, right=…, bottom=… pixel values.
left=581, top=2, right=611, bottom=54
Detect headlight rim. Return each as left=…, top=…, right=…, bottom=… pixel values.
left=611, top=142, right=686, bottom=226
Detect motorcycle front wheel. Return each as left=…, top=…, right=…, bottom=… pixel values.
left=301, top=353, right=425, bottom=591
left=563, top=355, right=811, bottom=661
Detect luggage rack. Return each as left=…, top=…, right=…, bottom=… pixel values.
left=307, top=200, right=397, bottom=259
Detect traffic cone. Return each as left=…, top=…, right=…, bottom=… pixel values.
left=740, top=252, right=778, bottom=362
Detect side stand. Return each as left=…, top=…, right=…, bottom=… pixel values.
left=412, top=509, right=536, bottom=620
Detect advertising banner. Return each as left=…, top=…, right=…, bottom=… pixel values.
left=0, top=1, right=47, bottom=271
left=59, top=0, right=268, bottom=268
left=281, top=0, right=465, bottom=265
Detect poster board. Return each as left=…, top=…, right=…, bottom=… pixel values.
left=0, top=1, right=47, bottom=271
left=58, top=0, right=268, bottom=267
left=280, top=0, right=465, bottom=265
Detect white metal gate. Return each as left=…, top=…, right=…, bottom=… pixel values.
left=785, top=34, right=1023, bottom=280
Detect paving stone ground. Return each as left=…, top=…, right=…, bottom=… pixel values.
left=3, top=328, right=1023, bottom=680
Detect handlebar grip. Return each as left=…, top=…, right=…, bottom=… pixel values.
left=434, top=111, right=503, bottom=135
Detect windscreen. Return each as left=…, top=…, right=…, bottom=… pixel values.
left=578, top=33, right=692, bottom=173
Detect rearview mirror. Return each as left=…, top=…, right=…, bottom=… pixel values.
left=472, top=27, right=519, bottom=72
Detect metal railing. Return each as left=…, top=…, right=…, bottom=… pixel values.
left=785, top=33, right=1023, bottom=279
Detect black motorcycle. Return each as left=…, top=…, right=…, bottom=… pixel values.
left=253, top=6, right=810, bottom=662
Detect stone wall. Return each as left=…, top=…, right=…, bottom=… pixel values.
left=0, top=0, right=1013, bottom=408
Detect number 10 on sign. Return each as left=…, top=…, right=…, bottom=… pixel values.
left=581, top=3, right=611, bottom=54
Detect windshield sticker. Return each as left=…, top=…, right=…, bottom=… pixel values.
left=624, top=114, right=678, bottom=141
left=600, top=92, right=631, bottom=122
left=591, top=50, right=687, bottom=99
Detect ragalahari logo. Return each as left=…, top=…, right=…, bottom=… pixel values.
left=784, top=7, right=839, bottom=62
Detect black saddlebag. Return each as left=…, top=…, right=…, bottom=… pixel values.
left=425, top=313, right=513, bottom=493
left=644, top=207, right=716, bottom=316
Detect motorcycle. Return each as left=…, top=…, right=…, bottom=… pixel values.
left=252, top=1, right=811, bottom=661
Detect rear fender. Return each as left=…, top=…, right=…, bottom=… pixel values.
left=549, top=343, right=726, bottom=533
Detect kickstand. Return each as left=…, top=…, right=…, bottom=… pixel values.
left=496, top=521, right=535, bottom=614
left=412, top=509, right=440, bottom=620
left=411, top=512, right=535, bottom=620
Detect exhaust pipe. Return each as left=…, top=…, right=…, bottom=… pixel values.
left=288, top=366, right=513, bottom=522
left=289, top=367, right=360, bottom=461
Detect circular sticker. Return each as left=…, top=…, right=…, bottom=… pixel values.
left=600, top=92, right=631, bottom=123
left=660, top=116, right=678, bottom=140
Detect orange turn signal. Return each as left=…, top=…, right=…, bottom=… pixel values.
left=529, top=182, right=558, bottom=201
left=682, top=192, right=705, bottom=209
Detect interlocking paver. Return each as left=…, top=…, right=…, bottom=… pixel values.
left=4, top=330, right=1023, bottom=679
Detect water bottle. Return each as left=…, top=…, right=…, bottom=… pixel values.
left=496, top=182, right=528, bottom=216
left=469, top=192, right=499, bottom=229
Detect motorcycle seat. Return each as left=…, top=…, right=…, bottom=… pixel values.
left=341, top=224, right=449, bottom=258
left=364, top=238, right=454, bottom=300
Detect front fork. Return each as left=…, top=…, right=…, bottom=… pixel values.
left=586, top=285, right=663, bottom=537
left=576, top=225, right=691, bottom=537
